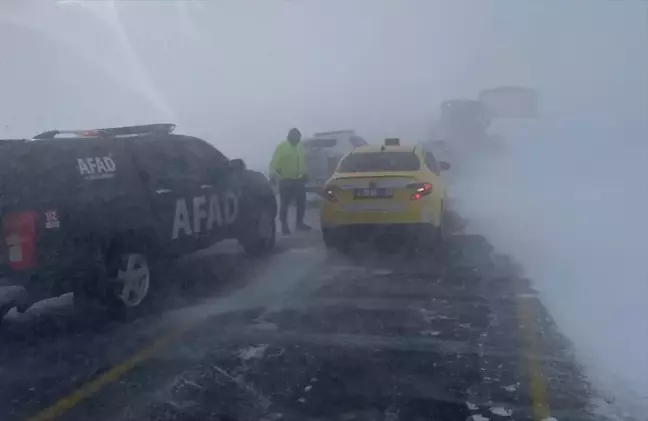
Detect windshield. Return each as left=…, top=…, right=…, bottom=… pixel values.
left=0, top=2, right=646, bottom=421
left=338, top=151, right=420, bottom=172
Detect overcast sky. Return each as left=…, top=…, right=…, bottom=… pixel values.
left=1, top=0, right=646, bottom=167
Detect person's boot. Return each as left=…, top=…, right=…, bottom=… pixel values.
left=281, top=222, right=291, bottom=235
left=296, top=222, right=312, bottom=231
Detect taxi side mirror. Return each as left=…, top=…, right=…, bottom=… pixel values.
left=439, top=161, right=451, bottom=171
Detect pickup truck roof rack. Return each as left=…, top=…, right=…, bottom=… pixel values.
left=32, top=123, right=176, bottom=140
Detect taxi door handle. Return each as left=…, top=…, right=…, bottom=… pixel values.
left=200, top=184, right=213, bottom=190
left=156, top=188, right=172, bottom=195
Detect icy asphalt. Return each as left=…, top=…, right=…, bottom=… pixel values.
left=0, top=211, right=609, bottom=421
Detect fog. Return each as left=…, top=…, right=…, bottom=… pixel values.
left=1, top=0, right=647, bottom=419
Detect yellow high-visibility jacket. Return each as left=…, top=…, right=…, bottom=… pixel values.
left=269, top=141, right=307, bottom=180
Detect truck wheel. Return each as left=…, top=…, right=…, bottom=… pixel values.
left=115, top=253, right=151, bottom=307
left=77, top=249, right=154, bottom=322
left=107, top=253, right=152, bottom=320
left=72, top=238, right=156, bottom=321
left=241, top=206, right=276, bottom=256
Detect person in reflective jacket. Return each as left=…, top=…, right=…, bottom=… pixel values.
left=269, top=128, right=312, bottom=235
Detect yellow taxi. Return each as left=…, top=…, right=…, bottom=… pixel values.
left=320, top=138, right=450, bottom=250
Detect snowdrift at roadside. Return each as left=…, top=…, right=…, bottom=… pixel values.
left=448, top=123, right=648, bottom=419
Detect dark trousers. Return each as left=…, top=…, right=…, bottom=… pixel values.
left=278, top=178, right=306, bottom=227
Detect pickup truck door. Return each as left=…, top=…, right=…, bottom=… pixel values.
left=132, top=139, right=201, bottom=255
left=180, top=138, right=240, bottom=246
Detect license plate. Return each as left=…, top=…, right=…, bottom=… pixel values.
left=353, top=188, right=393, bottom=199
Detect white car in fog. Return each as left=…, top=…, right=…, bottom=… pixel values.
left=302, top=130, right=367, bottom=202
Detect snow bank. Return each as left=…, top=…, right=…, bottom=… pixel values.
left=450, top=123, right=648, bottom=419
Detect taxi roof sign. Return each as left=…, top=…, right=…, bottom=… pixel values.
left=384, top=138, right=400, bottom=146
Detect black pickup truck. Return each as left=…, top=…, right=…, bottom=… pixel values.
left=0, top=124, right=276, bottom=322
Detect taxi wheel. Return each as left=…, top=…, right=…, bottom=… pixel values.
left=414, top=221, right=445, bottom=253
left=435, top=202, right=447, bottom=244
left=428, top=212, right=448, bottom=259
left=322, top=228, right=337, bottom=249
left=438, top=213, right=446, bottom=243
left=323, top=228, right=349, bottom=252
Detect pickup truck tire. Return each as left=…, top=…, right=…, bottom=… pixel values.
left=105, top=252, right=152, bottom=321
left=75, top=238, right=155, bottom=322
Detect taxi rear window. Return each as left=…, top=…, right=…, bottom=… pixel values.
left=338, top=152, right=420, bottom=172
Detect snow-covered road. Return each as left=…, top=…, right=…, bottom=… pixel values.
left=0, top=212, right=611, bottom=421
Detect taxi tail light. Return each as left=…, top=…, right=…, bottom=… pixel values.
left=2, top=210, right=38, bottom=271
left=322, top=185, right=338, bottom=202
left=407, top=182, right=432, bottom=201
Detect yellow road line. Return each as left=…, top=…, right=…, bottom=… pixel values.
left=27, top=270, right=551, bottom=421
left=516, top=295, right=551, bottom=420
left=25, top=247, right=312, bottom=421
left=25, top=246, right=316, bottom=421
left=26, top=327, right=188, bottom=421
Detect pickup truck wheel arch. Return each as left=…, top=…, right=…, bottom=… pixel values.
left=73, top=229, right=158, bottom=319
